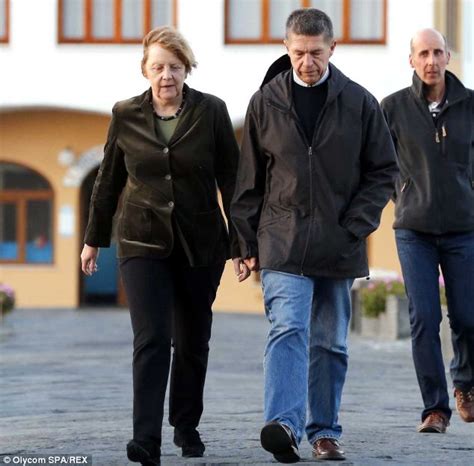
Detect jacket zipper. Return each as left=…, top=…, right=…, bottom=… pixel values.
left=434, top=123, right=447, bottom=151
left=299, top=104, right=329, bottom=275
left=300, top=145, right=313, bottom=275
left=270, top=97, right=328, bottom=275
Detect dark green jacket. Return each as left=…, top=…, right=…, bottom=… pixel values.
left=84, top=85, right=240, bottom=266
left=381, top=71, right=474, bottom=234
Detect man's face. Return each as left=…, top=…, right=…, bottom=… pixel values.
left=284, top=32, right=336, bottom=85
left=409, top=30, right=450, bottom=87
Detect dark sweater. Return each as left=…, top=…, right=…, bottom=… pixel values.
left=293, top=80, right=328, bottom=142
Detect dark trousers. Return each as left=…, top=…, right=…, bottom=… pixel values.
left=395, top=229, right=474, bottom=421
left=120, top=253, right=225, bottom=447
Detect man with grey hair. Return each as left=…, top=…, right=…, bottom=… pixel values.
left=232, top=8, right=397, bottom=462
left=381, top=28, right=474, bottom=433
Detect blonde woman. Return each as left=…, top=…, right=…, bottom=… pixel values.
left=81, top=27, right=248, bottom=465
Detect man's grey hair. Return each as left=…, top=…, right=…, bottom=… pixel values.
left=285, top=8, right=334, bottom=41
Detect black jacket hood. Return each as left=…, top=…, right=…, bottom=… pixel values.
left=260, top=54, right=292, bottom=89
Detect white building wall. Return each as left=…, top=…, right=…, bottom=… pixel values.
left=1, top=0, right=436, bottom=123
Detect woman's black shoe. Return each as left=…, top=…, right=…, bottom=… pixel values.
left=126, top=439, right=161, bottom=465
left=173, top=429, right=205, bottom=458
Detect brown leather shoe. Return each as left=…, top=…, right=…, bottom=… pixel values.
left=454, top=387, right=474, bottom=422
left=312, top=438, right=345, bottom=461
left=417, top=411, right=449, bottom=433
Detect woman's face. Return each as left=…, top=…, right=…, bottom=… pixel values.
left=143, top=43, right=186, bottom=103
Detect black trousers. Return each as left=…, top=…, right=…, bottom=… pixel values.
left=120, top=251, right=225, bottom=448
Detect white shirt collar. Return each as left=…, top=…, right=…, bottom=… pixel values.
left=293, top=67, right=330, bottom=87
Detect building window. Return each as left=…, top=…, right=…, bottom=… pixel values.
left=0, top=163, right=54, bottom=264
left=58, top=0, right=177, bottom=44
left=225, top=0, right=386, bottom=45
left=0, top=0, right=9, bottom=43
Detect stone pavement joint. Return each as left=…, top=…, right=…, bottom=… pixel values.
left=1, top=309, right=472, bottom=465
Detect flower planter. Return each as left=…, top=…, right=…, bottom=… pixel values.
left=361, top=294, right=410, bottom=340
left=0, top=283, right=16, bottom=323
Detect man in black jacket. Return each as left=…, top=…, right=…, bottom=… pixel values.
left=381, top=28, right=474, bottom=433
left=231, top=8, right=397, bottom=463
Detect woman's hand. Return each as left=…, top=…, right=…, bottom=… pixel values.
left=233, top=258, right=251, bottom=282
left=80, top=244, right=100, bottom=276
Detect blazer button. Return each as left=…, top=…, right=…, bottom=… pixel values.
left=168, top=201, right=174, bottom=208
left=165, top=174, right=172, bottom=181
left=163, top=147, right=169, bottom=154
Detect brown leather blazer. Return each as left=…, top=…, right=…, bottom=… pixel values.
left=84, top=85, right=240, bottom=266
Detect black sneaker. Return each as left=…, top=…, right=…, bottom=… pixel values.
left=126, top=439, right=161, bottom=465
left=173, top=428, right=205, bottom=458
left=260, top=421, right=300, bottom=463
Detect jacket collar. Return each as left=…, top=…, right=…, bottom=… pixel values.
left=410, top=70, right=470, bottom=106
left=261, top=62, right=349, bottom=112
left=140, top=83, right=202, bottom=117
left=139, top=84, right=206, bottom=145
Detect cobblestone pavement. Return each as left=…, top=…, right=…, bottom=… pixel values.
left=0, top=308, right=472, bottom=465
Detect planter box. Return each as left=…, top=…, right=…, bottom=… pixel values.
left=360, top=295, right=410, bottom=340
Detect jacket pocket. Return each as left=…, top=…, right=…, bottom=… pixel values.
left=336, top=225, right=360, bottom=260
left=120, top=202, right=152, bottom=243
left=307, top=223, right=360, bottom=267
left=257, top=213, right=291, bottom=231
left=258, top=203, right=292, bottom=231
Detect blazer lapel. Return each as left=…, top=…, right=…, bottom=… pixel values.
left=140, top=88, right=156, bottom=128
left=139, top=88, right=168, bottom=147
left=140, top=85, right=207, bottom=148
left=168, top=85, right=206, bottom=146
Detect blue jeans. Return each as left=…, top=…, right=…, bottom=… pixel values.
left=395, top=229, right=474, bottom=421
left=260, top=269, right=353, bottom=444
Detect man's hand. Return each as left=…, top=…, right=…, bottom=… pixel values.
left=233, top=258, right=251, bottom=282
left=244, top=257, right=259, bottom=272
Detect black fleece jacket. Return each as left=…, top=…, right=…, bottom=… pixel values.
left=381, top=71, right=474, bottom=234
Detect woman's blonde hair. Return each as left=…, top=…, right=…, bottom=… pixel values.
left=141, top=26, right=197, bottom=75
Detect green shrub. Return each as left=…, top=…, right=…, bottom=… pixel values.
left=360, top=280, right=406, bottom=318
left=0, top=283, right=15, bottom=315
left=361, top=275, right=447, bottom=318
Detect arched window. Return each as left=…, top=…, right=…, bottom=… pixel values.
left=0, top=163, right=54, bottom=264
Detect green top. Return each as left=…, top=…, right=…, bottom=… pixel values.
left=154, top=116, right=180, bottom=143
